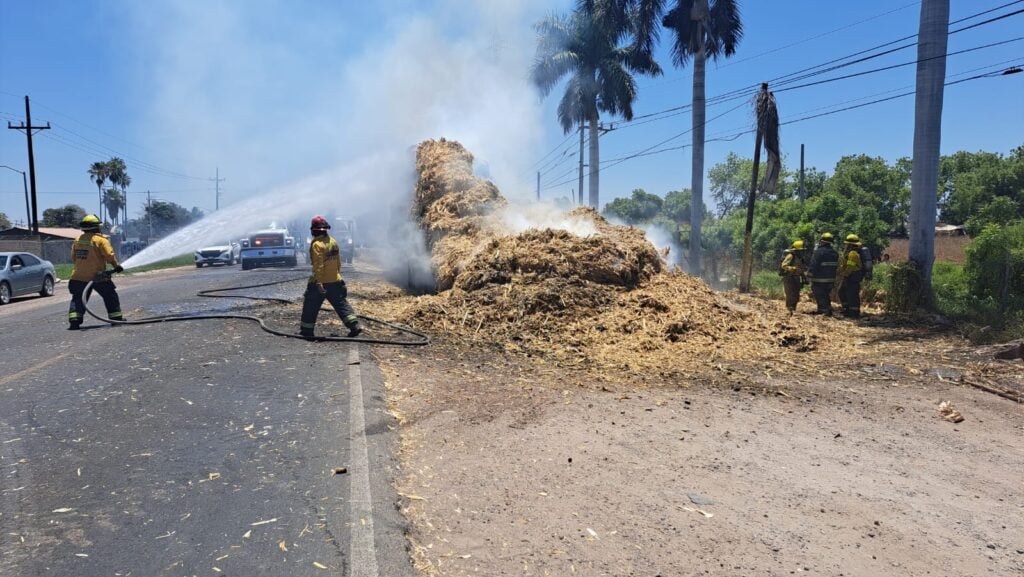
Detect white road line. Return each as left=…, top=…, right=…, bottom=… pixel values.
left=348, top=346, right=379, bottom=577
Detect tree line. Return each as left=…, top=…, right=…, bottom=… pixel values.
left=0, top=156, right=206, bottom=241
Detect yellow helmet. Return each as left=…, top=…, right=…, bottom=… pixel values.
left=791, top=240, right=805, bottom=251
left=820, top=232, right=834, bottom=243
left=80, top=214, right=101, bottom=229
left=845, top=234, right=861, bottom=244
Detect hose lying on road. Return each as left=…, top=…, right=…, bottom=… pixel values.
left=81, top=273, right=429, bottom=346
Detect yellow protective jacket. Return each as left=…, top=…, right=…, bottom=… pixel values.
left=308, top=236, right=342, bottom=284
left=780, top=251, right=807, bottom=277
left=71, top=232, right=119, bottom=282
left=837, top=245, right=863, bottom=281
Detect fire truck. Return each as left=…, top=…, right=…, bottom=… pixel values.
left=239, top=225, right=298, bottom=270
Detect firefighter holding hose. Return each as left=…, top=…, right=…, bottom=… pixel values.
left=67, top=214, right=124, bottom=329
left=299, top=215, right=362, bottom=339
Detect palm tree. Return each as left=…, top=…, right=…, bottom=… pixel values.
left=662, top=0, right=742, bottom=276
left=106, top=158, right=130, bottom=227
left=104, top=188, right=125, bottom=226
left=532, top=1, right=662, bottom=209
left=88, top=161, right=109, bottom=221
left=908, top=0, right=949, bottom=299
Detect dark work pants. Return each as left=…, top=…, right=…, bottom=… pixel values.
left=810, top=282, right=833, bottom=315
left=68, top=279, right=122, bottom=325
left=782, top=276, right=802, bottom=312
left=841, top=278, right=862, bottom=318
left=300, top=281, right=358, bottom=334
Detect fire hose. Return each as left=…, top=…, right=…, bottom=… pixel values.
left=81, top=271, right=429, bottom=346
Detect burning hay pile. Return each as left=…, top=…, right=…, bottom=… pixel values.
left=389, top=138, right=835, bottom=376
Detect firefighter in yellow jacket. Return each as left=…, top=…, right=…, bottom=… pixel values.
left=835, top=234, right=864, bottom=319
left=299, top=215, right=362, bottom=338
left=68, top=214, right=124, bottom=329
left=779, top=240, right=808, bottom=314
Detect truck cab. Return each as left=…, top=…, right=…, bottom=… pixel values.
left=239, top=226, right=298, bottom=270
left=334, top=218, right=356, bottom=264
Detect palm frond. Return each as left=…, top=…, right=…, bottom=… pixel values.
left=598, top=61, right=638, bottom=120
left=706, top=0, right=742, bottom=59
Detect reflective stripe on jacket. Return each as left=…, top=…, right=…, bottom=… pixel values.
left=780, top=251, right=806, bottom=276
left=309, top=236, right=343, bottom=284
left=807, top=244, right=839, bottom=284
left=70, top=233, right=119, bottom=282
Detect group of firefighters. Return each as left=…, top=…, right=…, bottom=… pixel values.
left=66, top=214, right=361, bottom=338
left=779, top=232, right=871, bottom=319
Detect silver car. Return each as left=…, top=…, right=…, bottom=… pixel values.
left=0, top=252, right=56, bottom=305
left=194, top=241, right=241, bottom=268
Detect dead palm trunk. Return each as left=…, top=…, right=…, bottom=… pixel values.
left=908, top=0, right=949, bottom=298
left=689, top=40, right=706, bottom=276
left=588, top=113, right=600, bottom=209
left=739, top=83, right=779, bottom=292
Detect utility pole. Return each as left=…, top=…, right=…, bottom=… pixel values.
left=0, top=165, right=29, bottom=229
left=147, top=191, right=153, bottom=241
left=577, top=124, right=584, bottom=206
left=210, top=167, right=226, bottom=210
left=799, top=143, right=806, bottom=202
left=7, top=96, right=50, bottom=234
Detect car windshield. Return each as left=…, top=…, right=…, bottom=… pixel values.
left=0, top=256, right=6, bottom=269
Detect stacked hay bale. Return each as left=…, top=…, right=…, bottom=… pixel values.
left=405, top=139, right=826, bottom=374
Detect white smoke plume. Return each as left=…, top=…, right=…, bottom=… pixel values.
left=120, top=0, right=556, bottom=274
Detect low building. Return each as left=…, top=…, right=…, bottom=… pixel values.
left=0, top=227, right=81, bottom=263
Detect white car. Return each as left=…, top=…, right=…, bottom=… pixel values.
left=194, top=241, right=241, bottom=268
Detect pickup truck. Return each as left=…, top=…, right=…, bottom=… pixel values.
left=239, top=228, right=298, bottom=270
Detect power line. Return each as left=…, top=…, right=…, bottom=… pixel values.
left=774, top=35, right=1024, bottom=94
left=541, top=63, right=1021, bottom=191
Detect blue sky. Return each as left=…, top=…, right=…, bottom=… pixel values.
left=1, top=0, right=1022, bottom=227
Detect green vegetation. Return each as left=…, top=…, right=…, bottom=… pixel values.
left=124, top=254, right=194, bottom=274
left=750, top=271, right=783, bottom=300
left=601, top=145, right=1024, bottom=342
left=54, top=264, right=74, bottom=280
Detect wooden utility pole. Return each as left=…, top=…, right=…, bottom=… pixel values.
left=799, top=143, right=805, bottom=202
left=211, top=167, right=226, bottom=211
left=7, top=96, right=50, bottom=234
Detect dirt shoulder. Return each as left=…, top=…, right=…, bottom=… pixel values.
left=374, top=336, right=1023, bottom=577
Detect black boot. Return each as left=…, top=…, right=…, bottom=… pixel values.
left=346, top=323, right=362, bottom=338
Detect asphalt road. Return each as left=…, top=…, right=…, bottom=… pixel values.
left=0, top=265, right=414, bottom=577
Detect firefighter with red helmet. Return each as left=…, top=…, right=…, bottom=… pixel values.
left=299, top=215, right=362, bottom=338
left=67, top=214, right=124, bottom=329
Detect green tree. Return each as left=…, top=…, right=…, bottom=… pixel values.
left=532, top=1, right=662, bottom=209
left=662, top=0, right=742, bottom=275
left=42, top=204, right=87, bottom=228
left=964, top=221, right=1024, bottom=306
left=145, top=201, right=196, bottom=238
left=0, top=212, right=11, bottom=230
left=824, top=155, right=909, bottom=234
left=103, top=188, right=125, bottom=226
left=603, top=188, right=663, bottom=223
left=939, top=148, right=1024, bottom=225
left=965, top=196, right=1021, bottom=236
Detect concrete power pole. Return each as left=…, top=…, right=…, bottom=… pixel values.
left=6, top=96, right=50, bottom=234
left=908, top=0, right=950, bottom=296
left=577, top=124, right=584, bottom=206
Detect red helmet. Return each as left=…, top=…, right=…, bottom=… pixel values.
left=310, top=215, right=331, bottom=230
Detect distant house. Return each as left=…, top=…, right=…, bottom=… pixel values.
left=0, top=226, right=82, bottom=263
